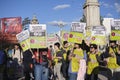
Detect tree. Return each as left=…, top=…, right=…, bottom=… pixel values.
left=100, top=16, right=103, bottom=25
left=80, top=15, right=86, bottom=22
left=22, top=17, right=31, bottom=30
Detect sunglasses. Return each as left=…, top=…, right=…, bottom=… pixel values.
left=90, top=47, right=94, bottom=48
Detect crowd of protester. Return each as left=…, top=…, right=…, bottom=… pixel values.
left=0, top=40, right=120, bottom=80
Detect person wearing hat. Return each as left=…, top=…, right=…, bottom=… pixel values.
left=86, top=44, right=100, bottom=80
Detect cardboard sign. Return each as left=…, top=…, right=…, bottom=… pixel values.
left=16, top=30, right=30, bottom=51
left=71, top=22, right=86, bottom=33
left=91, top=36, right=106, bottom=45
left=61, top=31, right=69, bottom=42
left=110, top=19, right=120, bottom=40
left=47, top=33, right=59, bottom=47
left=29, top=24, right=47, bottom=48
left=68, top=32, right=83, bottom=44
left=91, top=26, right=106, bottom=45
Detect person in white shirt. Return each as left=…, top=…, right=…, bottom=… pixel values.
left=12, top=44, right=23, bottom=65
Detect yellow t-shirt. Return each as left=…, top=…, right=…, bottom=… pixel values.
left=108, top=47, right=120, bottom=68
left=87, top=52, right=100, bottom=75
left=71, top=49, right=84, bottom=72
left=107, top=57, right=118, bottom=69
left=53, top=50, right=61, bottom=65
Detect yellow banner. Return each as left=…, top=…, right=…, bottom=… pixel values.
left=62, top=31, right=69, bottom=42
left=30, top=36, right=46, bottom=48
left=68, top=32, right=83, bottom=44
left=20, top=39, right=29, bottom=52
left=110, top=30, right=120, bottom=40
left=91, top=36, right=106, bottom=45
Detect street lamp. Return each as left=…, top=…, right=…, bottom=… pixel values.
left=48, top=20, right=68, bottom=44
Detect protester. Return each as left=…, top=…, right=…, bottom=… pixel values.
left=12, top=44, right=23, bottom=65
left=68, top=43, right=84, bottom=80
left=107, top=40, right=120, bottom=80
left=23, top=49, right=34, bottom=80
left=12, top=44, right=24, bottom=79
left=61, top=41, right=70, bottom=80
left=53, top=42, right=65, bottom=80
left=33, top=48, right=51, bottom=80
left=0, top=47, right=8, bottom=80
left=86, top=44, right=100, bottom=80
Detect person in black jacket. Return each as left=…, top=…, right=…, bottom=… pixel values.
left=23, top=49, right=34, bottom=80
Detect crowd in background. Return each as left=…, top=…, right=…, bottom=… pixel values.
left=0, top=40, right=120, bottom=80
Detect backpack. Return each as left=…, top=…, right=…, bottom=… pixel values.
left=0, top=50, right=5, bottom=64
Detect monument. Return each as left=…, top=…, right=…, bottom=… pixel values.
left=31, top=15, right=39, bottom=24
left=83, top=0, right=100, bottom=30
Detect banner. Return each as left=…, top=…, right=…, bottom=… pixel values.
left=110, top=19, right=120, bottom=40
left=68, top=32, right=83, bottom=44
left=91, top=26, right=106, bottom=36
left=29, top=24, right=47, bottom=48
left=47, top=33, right=59, bottom=47
left=61, top=31, right=69, bottom=42
left=91, top=36, right=106, bottom=45
left=91, top=26, right=106, bottom=45
left=1, top=17, right=22, bottom=34
left=16, top=30, right=29, bottom=51
left=71, top=22, right=86, bottom=33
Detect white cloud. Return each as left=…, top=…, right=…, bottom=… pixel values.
left=114, top=3, right=120, bottom=13
left=48, top=21, right=68, bottom=26
left=106, top=13, right=113, bottom=17
left=53, top=4, right=70, bottom=10
left=100, top=1, right=113, bottom=8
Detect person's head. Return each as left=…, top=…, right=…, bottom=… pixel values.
left=74, top=43, right=81, bottom=49
left=63, top=41, right=68, bottom=48
left=50, top=45, right=53, bottom=48
left=54, top=42, right=60, bottom=50
left=14, top=44, right=19, bottom=50
left=110, top=40, right=116, bottom=48
left=90, top=44, right=97, bottom=52
left=42, top=48, right=48, bottom=55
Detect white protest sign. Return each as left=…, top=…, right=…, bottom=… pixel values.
left=111, top=19, right=120, bottom=30
left=29, top=24, right=46, bottom=36
left=29, top=24, right=47, bottom=48
left=92, top=26, right=106, bottom=36
left=71, top=22, right=86, bottom=33
left=16, top=30, right=29, bottom=42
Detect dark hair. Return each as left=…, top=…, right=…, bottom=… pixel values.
left=54, top=42, right=60, bottom=49
left=90, top=44, right=97, bottom=49
left=50, top=45, right=52, bottom=48
left=110, top=40, right=116, bottom=44
left=63, top=41, right=68, bottom=46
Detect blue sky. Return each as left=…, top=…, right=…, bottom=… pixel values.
left=0, top=0, right=120, bottom=33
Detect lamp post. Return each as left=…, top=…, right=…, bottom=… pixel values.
left=48, top=21, right=67, bottom=44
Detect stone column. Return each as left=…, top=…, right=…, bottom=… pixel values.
left=83, top=0, right=100, bottom=30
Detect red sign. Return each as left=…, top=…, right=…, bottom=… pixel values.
left=1, top=17, right=22, bottom=34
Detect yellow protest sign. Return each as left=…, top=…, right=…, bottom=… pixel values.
left=16, top=30, right=30, bottom=52
left=62, top=31, right=69, bottom=42
left=29, top=24, right=47, bottom=48
left=68, top=32, right=83, bottom=44
left=110, top=30, right=120, bottom=40
left=91, top=36, right=106, bottom=45
left=30, top=36, right=46, bottom=48
left=20, top=39, right=29, bottom=51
